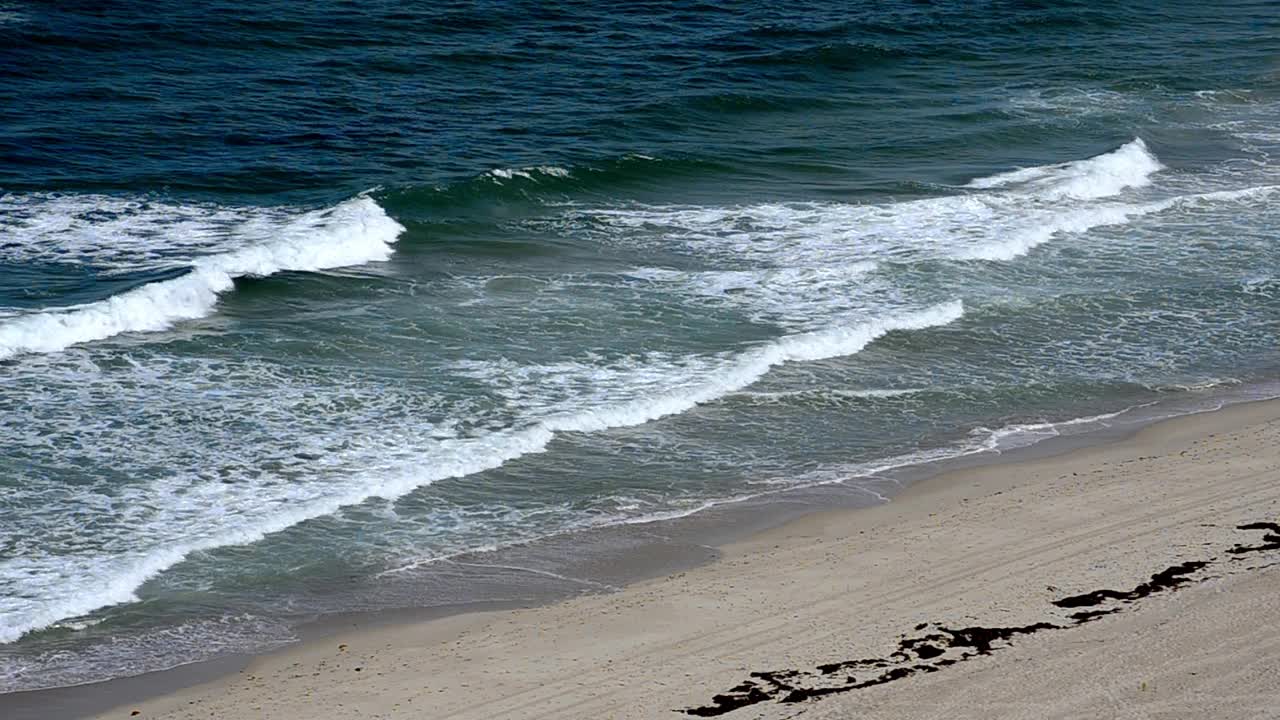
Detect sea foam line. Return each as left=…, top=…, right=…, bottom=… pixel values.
left=954, top=181, right=1280, bottom=262
left=539, top=300, right=964, bottom=433
left=0, top=301, right=963, bottom=644
left=584, top=138, right=1172, bottom=270
left=8, top=142, right=1275, bottom=641
left=0, top=196, right=404, bottom=361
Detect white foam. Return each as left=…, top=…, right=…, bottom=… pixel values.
left=972, top=404, right=1156, bottom=451
left=589, top=194, right=1040, bottom=269
left=961, top=183, right=1280, bottom=261
left=1150, top=378, right=1242, bottom=393
left=949, top=201, right=1150, bottom=261
left=1004, top=86, right=1150, bottom=116
left=584, top=146, right=1279, bottom=271
left=624, top=263, right=877, bottom=292
left=0, top=196, right=404, bottom=360
left=0, top=301, right=963, bottom=644
left=735, top=387, right=928, bottom=403
left=577, top=141, right=1167, bottom=274
left=625, top=262, right=879, bottom=328
left=7, top=137, right=1273, bottom=649
left=966, top=138, right=1163, bottom=199
left=0, top=423, right=554, bottom=645
left=486, top=165, right=572, bottom=181
left=0, top=613, right=296, bottom=693
left=1, top=193, right=300, bottom=269
left=541, top=301, right=964, bottom=433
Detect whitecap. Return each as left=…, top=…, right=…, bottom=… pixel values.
left=0, top=195, right=404, bottom=360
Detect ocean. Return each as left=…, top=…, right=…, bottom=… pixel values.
left=1, top=0, right=1278, bottom=693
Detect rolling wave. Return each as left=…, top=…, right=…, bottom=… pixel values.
left=0, top=196, right=403, bottom=360
left=0, top=300, right=963, bottom=644
left=579, top=138, right=1280, bottom=268
left=579, top=138, right=1167, bottom=268
left=381, top=139, right=1164, bottom=233
left=379, top=154, right=726, bottom=219
left=966, top=137, right=1161, bottom=199
left=6, top=137, right=1275, bottom=650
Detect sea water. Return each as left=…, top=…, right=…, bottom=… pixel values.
left=1, top=0, right=1277, bottom=690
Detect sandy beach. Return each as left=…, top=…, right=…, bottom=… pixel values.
left=7, top=4, right=1279, bottom=719
left=57, top=398, right=1280, bottom=719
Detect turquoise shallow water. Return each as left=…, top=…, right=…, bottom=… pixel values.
left=1, top=0, right=1278, bottom=691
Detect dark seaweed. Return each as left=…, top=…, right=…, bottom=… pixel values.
left=683, top=521, right=1280, bottom=716
left=1052, top=561, right=1209, bottom=608
left=1228, top=522, right=1280, bottom=555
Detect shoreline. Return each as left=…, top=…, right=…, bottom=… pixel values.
left=7, top=390, right=1280, bottom=719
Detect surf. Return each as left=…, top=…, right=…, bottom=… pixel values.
left=0, top=195, right=403, bottom=360
left=0, top=300, right=964, bottom=645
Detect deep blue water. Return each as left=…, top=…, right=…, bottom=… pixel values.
left=1, top=0, right=1278, bottom=692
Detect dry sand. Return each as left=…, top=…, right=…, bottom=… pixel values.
left=89, top=399, right=1280, bottom=719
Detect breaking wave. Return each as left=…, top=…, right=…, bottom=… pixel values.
left=0, top=195, right=404, bottom=360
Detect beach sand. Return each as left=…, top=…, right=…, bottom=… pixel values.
left=85, top=398, right=1280, bottom=719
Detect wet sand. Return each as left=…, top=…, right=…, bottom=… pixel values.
left=63, top=398, right=1280, bottom=718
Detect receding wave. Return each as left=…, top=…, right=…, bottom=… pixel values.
left=0, top=301, right=962, bottom=645
left=0, top=195, right=403, bottom=360
left=8, top=138, right=1275, bottom=651
left=542, top=301, right=963, bottom=433
left=733, top=387, right=931, bottom=407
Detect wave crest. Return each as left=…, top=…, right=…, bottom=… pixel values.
left=0, top=196, right=404, bottom=360
left=966, top=137, right=1163, bottom=200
